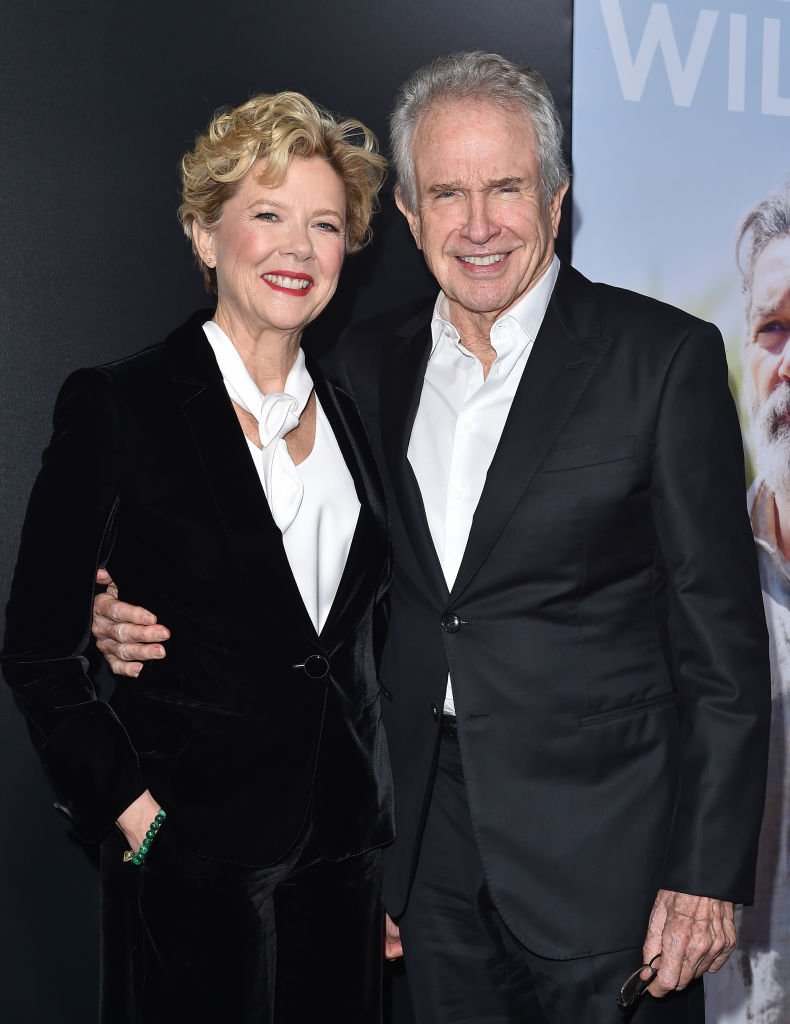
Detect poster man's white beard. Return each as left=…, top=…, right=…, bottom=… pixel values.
left=754, top=383, right=790, bottom=502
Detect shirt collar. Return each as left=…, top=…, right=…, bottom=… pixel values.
left=751, top=477, right=790, bottom=586
left=430, top=254, right=560, bottom=359
left=751, top=477, right=782, bottom=558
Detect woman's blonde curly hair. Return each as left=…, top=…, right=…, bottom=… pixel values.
left=179, top=91, right=387, bottom=292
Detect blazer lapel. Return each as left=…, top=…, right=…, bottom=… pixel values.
left=164, top=315, right=317, bottom=640
left=306, top=355, right=389, bottom=649
left=449, top=265, right=612, bottom=602
left=379, top=315, right=450, bottom=603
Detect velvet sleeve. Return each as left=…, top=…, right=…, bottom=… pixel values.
left=650, top=324, right=771, bottom=903
left=2, top=368, right=145, bottom=843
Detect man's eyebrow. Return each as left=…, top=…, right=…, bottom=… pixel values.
left=426, top=182, right=463, bottom=195
left=425, top=176, right=526, bottom=195
left=488, top=176, right=525, bottom=188
left=751, top=300, right=787, bottom=324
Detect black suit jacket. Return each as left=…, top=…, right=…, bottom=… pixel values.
left=3, top=311, right=394, bottom=865
left=331, top=262, right=771, bottom=958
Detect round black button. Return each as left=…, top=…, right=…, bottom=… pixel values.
left=431, top=703, right=439, bottom=721
left=303, top=655, right=330, bottom=679
left=441, top=613, right=462, bottom=633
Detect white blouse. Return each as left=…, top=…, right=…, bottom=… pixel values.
left=203, top=321, right=360, bottom=633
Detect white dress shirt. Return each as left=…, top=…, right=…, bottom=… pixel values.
left=204, top=322, right=360, bottom=634
left=408, top=256, right=560, bottom=714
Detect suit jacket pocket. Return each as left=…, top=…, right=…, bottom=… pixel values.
left=123, top=690, right=243, bottom=756
left=578, top=691, right=678, bottom=728
left=138, top=690, right=244, bottom=717
left=140, top=820, right=220, bottom=883
left=541, top=436, right=635, bottom=472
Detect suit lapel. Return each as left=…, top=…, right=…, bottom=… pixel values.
left=306, top=354, right=389, bottom=649
left=164, top=315, right=317, bottom=640
left=379, top=314, right=450, bottom=603
left=449, top=265, right=611, bottom=602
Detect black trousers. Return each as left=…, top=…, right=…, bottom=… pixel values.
left=398, top=726, right=704, bottom=1024
left=100, top=814, right=383, bottom=1024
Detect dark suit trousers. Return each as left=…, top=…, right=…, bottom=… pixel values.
left=398, top=727, right=704, bottom=1024
left=100, top=813, right=383, bottom=1024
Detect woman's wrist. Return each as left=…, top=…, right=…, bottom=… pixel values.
left=123, top=808, right=167, bottom=866
left=116, top=789, right=162, bottom=851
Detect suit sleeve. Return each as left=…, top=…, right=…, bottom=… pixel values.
left=1, top=368, right=144, bottom=842
left=650, top=323, right=771, bottom=903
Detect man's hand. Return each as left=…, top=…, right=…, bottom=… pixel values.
left=642, top=889, right=736, bottom=997
left=93, top=568, right=170, bottom=677
left=385, top=913, right=403, bottom=960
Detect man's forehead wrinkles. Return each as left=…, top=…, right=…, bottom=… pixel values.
left=753, top=277, right=790, bottom=310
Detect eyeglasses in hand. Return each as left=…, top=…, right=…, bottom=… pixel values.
left=617, top=953, right=661, bottom=1010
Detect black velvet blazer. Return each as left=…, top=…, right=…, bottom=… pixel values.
left=2, top=311, right=394, bottom=865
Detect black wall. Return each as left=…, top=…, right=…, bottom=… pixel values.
left=0, top=3, right=572, bottom=1019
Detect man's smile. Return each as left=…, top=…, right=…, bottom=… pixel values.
left=456, top=252, right=510, bottom=269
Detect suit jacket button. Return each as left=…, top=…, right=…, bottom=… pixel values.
left=431, top=703, right=439, bottom=721
left=304, top=655, right=330, bottom=679
left=441, top=613, right=462, bottom=633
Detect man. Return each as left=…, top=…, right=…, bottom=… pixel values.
left=94, top=54, right=770, bottom=1022
left=705, top=184, right=790, bottom=1024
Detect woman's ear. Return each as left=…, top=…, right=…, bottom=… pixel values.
left=192, top=220, right=216, bottom=267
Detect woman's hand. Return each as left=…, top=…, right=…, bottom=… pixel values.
left=116, top=790, right=163, bottom=852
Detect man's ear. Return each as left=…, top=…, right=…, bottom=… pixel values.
left=192, top=220, right=216, bottom=267
left=549, top=180, right=570, bottom=240
left=394, top=187, right=422, bottom=250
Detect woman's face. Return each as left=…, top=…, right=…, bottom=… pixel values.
left=195, top=156, right=347, bottom=341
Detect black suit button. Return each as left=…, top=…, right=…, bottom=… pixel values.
left=431, top=703, right=439, bottom=721
left=441, top=613, right=462, bottom=633
left=303, top=655, right=330, bottom=679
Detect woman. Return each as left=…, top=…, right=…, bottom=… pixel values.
left=2, top=92, right=393, bottom=1023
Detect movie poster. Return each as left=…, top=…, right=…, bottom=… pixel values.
left=572, top=2, right=790, bottom=1019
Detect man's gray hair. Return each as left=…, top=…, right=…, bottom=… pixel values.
left=390, top=51, right=569, bottom=213
left=737, top=181, right=790, bottom=307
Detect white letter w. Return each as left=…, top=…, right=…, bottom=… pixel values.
left=599, top=0, right=718, bottom=106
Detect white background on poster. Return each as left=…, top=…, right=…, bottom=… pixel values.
left=572, top=0, right=790, bottom=446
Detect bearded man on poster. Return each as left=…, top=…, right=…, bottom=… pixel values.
left=705, top=183, right=790, bottom=1024
left=92, top=53, right=771, bottom=1023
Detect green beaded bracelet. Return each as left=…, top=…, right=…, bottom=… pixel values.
left=123, top=808, right=167, bottom=866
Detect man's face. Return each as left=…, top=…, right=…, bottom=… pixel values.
left=745, top=235, right=790, bottom=497
left=396, top=98, right=567, bottom=330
